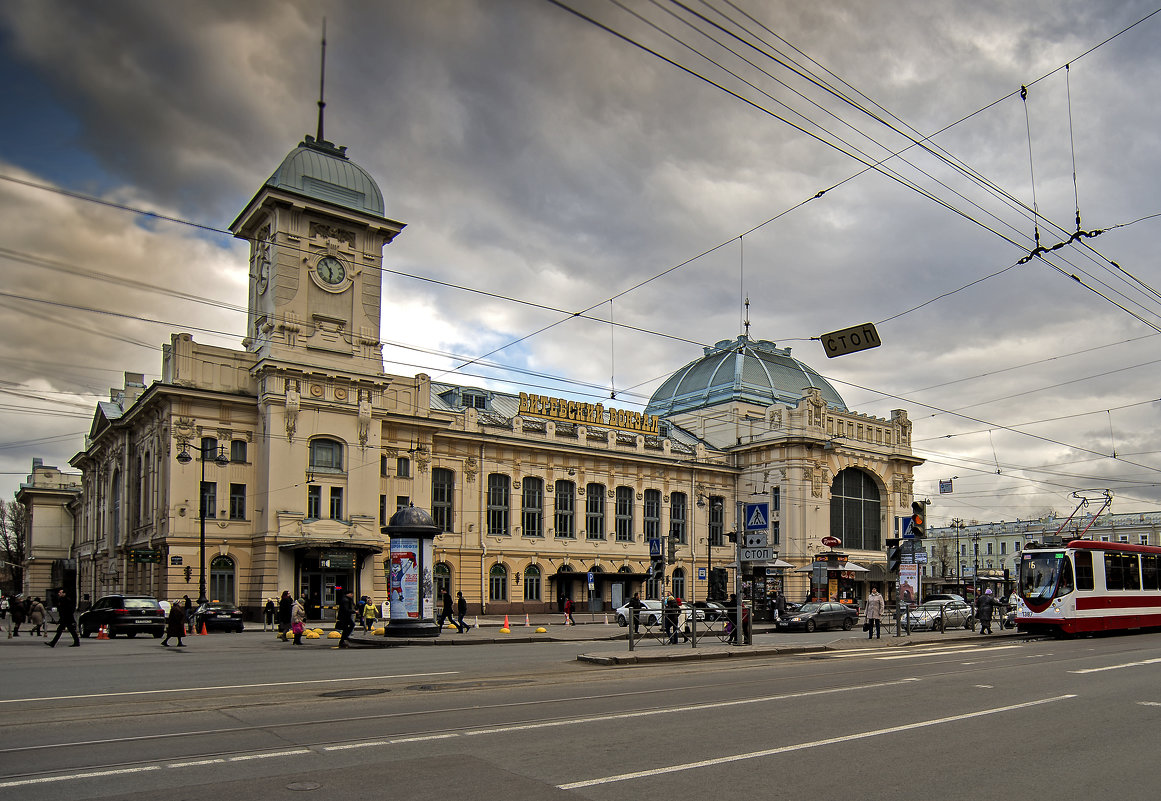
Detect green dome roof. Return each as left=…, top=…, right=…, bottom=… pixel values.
left=265, top=135, right=384, bottom=217
left=646, top=336, right=847, bottom=416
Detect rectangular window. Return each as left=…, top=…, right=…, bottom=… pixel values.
left=200, top=481, right=217, bottom=519
left=329, top=487, right=343, bottom=520
left=522, top=477, right=544, bottom=537
left=228, top=483, right=246, bottom=520
left=555, top=480, right=575, bottom=539
left=615, top=486, right=634, bottom=542
left=771, top=520, right=780, bottom=547
left=1142, top=554, right=1160, bottom=591
left=1000, top=541, right=1007, bottom=555
left=432, top=468, right=454, bottom=532
left=586, top=483, right=605, bottom=540
left=381, top=455, right=388, bottom=477
left=397, top=457, right=410, bottom=478
left=230, top=440, right=247, bottom=463
left=380, top=494, right=387, bottom=526
left=644, top=489, right=661, bottom=541
left=669, top=492, right=687, bottom=544
left=396, top=495, right=410, bottom=512
left=986, top=542, right=993, bottom=555
left=1104, top=552, right=1140, bottom=591
left=487, top=474, right=510, bottom=536
left=307, top=485, right=321, bottom=519
left=772, top=486, right=780, bottom=512
left=708, top=495, right=724, bottom=546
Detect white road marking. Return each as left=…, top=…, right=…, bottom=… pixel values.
left=1070, top=657, right=1161, bottom=674
left=1137, top=701, right=1161, bottom=707
left=0, top=766, right=161, bottom=788
left=0, top=672, right=458, bottom=705
left=557, top=694, right=1077, bottom=790
left=876, top=646, right=1021, bottom=660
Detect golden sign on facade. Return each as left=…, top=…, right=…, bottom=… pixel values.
left=518, top=392, right=660, bottom=435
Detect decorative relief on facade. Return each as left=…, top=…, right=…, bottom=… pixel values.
left=769, top=407, right=783, bottom=429
left=173, top=417, right=196, bottom=446
left=463, top=456, right=478, bottom=482
left=309, top=222, right=356, bottom=246
left=891, top=409, right=912, bottom=445
left=414, top=448, right=431, bottom=474
left=309, top=384, right=324, bottom=398
left=804, top=387, right=827, bottom=429
left=285, top=380, right=300, bottom=441
left=335, top=387, right=348, bottom=401
left=357, top=390, right=372, bottom=446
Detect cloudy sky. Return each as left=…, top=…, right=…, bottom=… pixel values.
left=1, top=1, right=1159, bottom=527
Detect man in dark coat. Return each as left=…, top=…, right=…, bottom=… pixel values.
left=45, top=589, right=79, bottom=648
left=455, top=591, right=469, bottom=633
left=162, top=599, right=186, bottom=647
left=277, top=590, right=293, bottom=641
left=437, top=589, right=463, bottom=633
left=337, top=590, right=355, bottom=648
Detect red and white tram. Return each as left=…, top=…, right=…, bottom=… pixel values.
left=1017, top=540, right=1161, bottom=635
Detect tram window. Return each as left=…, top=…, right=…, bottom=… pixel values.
left=1143, top=554, right=1160, bottom=591
left=1105, top=553, right=1141, bottom=591
left=1074, top=551, right=1094, bottom=591
left=1059, top=559, right=1074, bottom=595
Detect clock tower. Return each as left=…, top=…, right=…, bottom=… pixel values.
left=230, top=134, right=405, bottom=372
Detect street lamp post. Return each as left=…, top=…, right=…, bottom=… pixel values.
left=176, top=440, right=229, bottom=606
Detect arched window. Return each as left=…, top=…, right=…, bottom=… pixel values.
left=671, top=567, right=686, bottom=600
left=110, top=469, right=122, bottom=547
left=489, top=564, right=508, bottom=602
left=433, top=562, right=451, bottom=598
left=615, top=486, right=634, bottom=542
left=523, top=565, right=542, bottom=602
left=432, top=468, right=455, bottom=532
left=830, top=468, right=882, bottom=551
left=309, top=438, right=344, bottom=471
left=209, top=555, right=235, bottom=604
left=585, top=483, right=605, bottom=540
left=487, top=474, right=510, bottom=536
left=522, top=477, right=544, bottom=537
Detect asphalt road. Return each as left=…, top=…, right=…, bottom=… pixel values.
left=3, top=628, right=1161, bottom=800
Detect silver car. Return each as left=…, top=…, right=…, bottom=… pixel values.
left=902, top=599, right=975, bottom=631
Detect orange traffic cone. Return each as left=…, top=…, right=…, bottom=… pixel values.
left=503, top=614, right=510, bottom=629
left=199, top=621, right=208, bottom=635
left=97, top=625, right=109, bottom=640
left=525, top=614, right=531, bottom=627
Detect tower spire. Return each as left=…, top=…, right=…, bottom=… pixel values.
left=315, top=18, right=327, bottom=144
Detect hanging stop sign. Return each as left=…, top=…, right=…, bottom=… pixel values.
left=820, top=323, right=881, bottom=358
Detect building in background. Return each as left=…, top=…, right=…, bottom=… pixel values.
left=14, top=458, right=82, bottom=599
left=58, top=122, right=923, bottom=619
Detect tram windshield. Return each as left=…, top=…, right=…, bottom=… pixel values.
left=1020, top=552, right=1074, bottom=603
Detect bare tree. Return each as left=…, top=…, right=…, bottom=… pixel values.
left=0, top=498, right=27, bottom=593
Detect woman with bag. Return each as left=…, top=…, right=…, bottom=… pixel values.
left=162, top=599, right=186, bottom=647
left=864, top=587, right=885, bottom=640
left=291, top=596, right=307, bottom=645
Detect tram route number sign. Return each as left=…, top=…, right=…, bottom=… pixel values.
left=820, top=322, right=882, bottom=359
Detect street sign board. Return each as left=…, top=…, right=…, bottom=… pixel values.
left=649, top=538, right=662, bottom=557
left=744, top=503, right=769, bottom=531
left=741, top=547, right=773, bottom=562
left=744, top=532, right=767, bottom=548
left=820, top=322, right=882, bottom=358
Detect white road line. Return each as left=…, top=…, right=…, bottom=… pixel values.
left=820, top=644, right=982, bottom=659
left=228, top=749, right=311, bottom=762
left=1070, top=657, right=1161, bottom=674
left=1137, top=701, right=1161, bottom=707
left=0, top=672, right=458, bottom=705
left=875, top=646, right=1021, bottom=660
left=0, top=766, right=162, bottom=789
left=557, top=694, right=1077, bottom=790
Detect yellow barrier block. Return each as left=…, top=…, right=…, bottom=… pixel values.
left=499, top=627, right=510, bottom=634
left=327, top=631, right=342, bottom=639
left=372, top=627, right=385, bottom=635
left=535, top=627, right=548, bottom=633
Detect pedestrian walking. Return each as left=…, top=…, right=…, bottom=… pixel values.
left=563, top=596, right=575, bottom=626
left=336, top=589, right=355, bottom=648
left=664, top=595, right=680, bottom=644
left=361, top=596, right=377, bottom=632
left=437, top=589, right=463, bottom=633
left=771, top=589, right=787, bottom=622
left=277, top=589, right=293, bottom=641
left=627, top=592, right=644, bottom=634
left=456, top=591, right=469, bottom=633
left=10, top=595, right=26, bottom=637
left=183, top=595, right=195, bottom=633
left=864, top=587, right=885, bottom=640
left=291, top=596, right=306, bottom=645
left=161, top=599, right=186, bottom=647
left=976, top=588, right=999, bottom=634
left=45, top=589, right=79, bottom=648
left=263, top=598, right=276, bottom=632
left=28, top=597, right=46, bottom=637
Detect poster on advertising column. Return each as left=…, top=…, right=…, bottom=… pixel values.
left=388, top=537, right=433, bottom=621
left=898, top=564, right=919, bottom=609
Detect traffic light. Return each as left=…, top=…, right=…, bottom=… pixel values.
left=910, top=501, right=927, bottom=538
left=667, top=535, right=677, bottom=563
left=886, top=537, right=901, bottom=574
left=651, top=557, right=665, bottom=577
left=709, top=568, right=729, bottom=600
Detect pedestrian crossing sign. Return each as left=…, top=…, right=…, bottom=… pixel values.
left=744, top=502, right=769, bottom=531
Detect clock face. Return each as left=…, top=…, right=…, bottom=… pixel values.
left=316, top=256, right=346, bottom=285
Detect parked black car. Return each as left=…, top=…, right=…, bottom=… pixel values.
left=688, top=600, right=729, bottom=621
left=193, top=602, right=245, bottom=633
left=774, top=601, right=858, bottom=632
left=78, top=595, right=165, bottom=638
